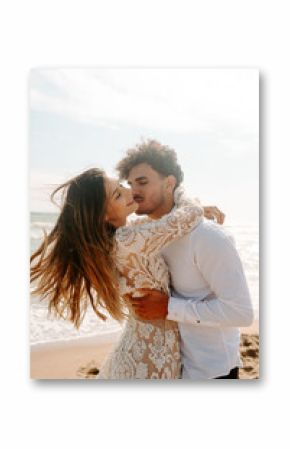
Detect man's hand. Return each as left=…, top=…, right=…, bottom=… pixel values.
left=125, top=289, right=169, bottom=321
left=203, top=206, right=225, bottom=224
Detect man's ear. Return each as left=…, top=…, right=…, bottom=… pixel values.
left=166, top=175, right=177, bottom=193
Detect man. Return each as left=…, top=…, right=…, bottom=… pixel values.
left=116, top=140, right=254, bottom=380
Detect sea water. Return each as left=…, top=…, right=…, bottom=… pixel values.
left=30, top=212, right=259, bottom=346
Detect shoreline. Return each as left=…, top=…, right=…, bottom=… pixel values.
left=30, top=329, right=122, bottom=352
left=30, top=320, right=259, bottom=380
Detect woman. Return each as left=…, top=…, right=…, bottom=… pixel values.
left=31, top=168, right=203, bottom=379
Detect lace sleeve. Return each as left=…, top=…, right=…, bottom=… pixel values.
left=125, top=215, right=151, bottom=227
left=116, top=188, right=203, bottom=255
left=173, top=185, right=201, bottom=208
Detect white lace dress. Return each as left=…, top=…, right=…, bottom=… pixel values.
left=97, top=191, right=203, bottom=379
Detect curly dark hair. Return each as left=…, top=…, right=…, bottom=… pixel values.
left=116, top=139, right=184, bottom=187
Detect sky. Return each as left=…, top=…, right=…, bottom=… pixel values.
left=29, top=68, right=259, bottom=224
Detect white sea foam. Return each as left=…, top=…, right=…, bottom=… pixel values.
left=30, top=296, right=123, bottom=346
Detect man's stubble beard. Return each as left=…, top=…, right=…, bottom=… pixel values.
left=135, top=191, right=168, bottom=217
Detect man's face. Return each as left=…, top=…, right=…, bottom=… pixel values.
left=127, top=163, right=170, bottom=215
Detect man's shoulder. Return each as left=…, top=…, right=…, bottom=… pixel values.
left=190, top=220, right=236, bottom=249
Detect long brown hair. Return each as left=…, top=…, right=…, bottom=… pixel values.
left=30, top=168, right=125, bottom=328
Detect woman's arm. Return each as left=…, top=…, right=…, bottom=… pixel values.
left=203, top=206, right=225, bottom=224
left=175, top=187, right=225, bottom=224
left=116, top=187, right=203, bottom=255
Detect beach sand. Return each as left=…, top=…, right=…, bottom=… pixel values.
left=239, top=321, right=259, bottom=379
left=30, top=320, right=259, bottom=380
left=30, top=338, right=117, bottom=380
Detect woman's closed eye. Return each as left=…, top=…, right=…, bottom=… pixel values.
left=114, top=185, right=125, bottom=200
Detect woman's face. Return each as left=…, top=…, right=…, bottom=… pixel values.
left=105, top=177, right=138, bottom=227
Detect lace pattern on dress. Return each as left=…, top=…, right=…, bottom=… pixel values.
left=97, top=189, right=203, bottom=379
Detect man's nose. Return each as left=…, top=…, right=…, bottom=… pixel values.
left=131, top=185, right=140, bottom=196
left=124, top=186, right=133, bottom=199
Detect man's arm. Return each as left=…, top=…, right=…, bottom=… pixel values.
left=167, top=226, right=254, bottom=327
left=128, top=226, right=254, bottom=327
left=126, top=289, right=169, bottom=321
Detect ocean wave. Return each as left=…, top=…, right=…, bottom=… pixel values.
left=30, top=305, right=123, bottom=345
left=30, top=220, right=56, bottom=241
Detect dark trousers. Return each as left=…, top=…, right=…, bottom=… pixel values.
left=215, top=367, right=239, bottom=379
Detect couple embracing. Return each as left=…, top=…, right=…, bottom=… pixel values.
left=31, top=140, right=253, bottom=380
